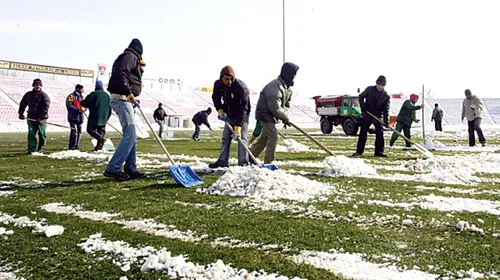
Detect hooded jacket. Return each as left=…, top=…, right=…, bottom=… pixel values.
left=192, top=110, right=211, bottom=128
left=107, top=39, right=143, bottom=96
left=255, top=62, right=299, bottom=123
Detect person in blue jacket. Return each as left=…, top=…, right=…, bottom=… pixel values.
left=66, top=84, right=86, bottom=150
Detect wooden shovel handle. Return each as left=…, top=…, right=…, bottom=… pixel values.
left=288, top=122, right=334, bottom=156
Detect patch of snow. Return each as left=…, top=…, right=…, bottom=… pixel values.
left=368, top=194, right=500, bottom=216
left=0, top=227, right=14, bottom=235
left=79, top=233, right=304, bottom=279
left=290, top=250, right=439, bottom=280
left=197, top=166, right=333, bottom=203
left=0, top=191, right=15, bottom=197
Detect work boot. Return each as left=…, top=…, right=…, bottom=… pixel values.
left=94, top=139, right=105, bottom=151
left=374, top=153, right=388, bottom=157
left=104, top=170, right=130, bottom=181
left=208, top=161, right=228, bottom=169
left=351, top=152, right=362, bottom=157
left=125, top=169, right=146, bottom=180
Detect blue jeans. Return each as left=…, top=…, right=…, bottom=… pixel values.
left=106, top=99, right=137, bottom=173
left=216, top=117, right=249, bottom=166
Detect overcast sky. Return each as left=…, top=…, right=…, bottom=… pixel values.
left=1, top=0, right=498, bottom=98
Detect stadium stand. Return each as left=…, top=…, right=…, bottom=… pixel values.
left=2, top=73, right=500, bottom=132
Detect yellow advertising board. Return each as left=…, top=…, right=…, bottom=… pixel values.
left=0, top=59, right=94, bottom=77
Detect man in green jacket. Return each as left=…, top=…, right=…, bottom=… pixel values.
left=81, top=80, right=111, bottom=151
left=389, top=94, right=422, bottom=148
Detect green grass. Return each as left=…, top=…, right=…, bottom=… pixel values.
left=1, top=130, right=499, bottom=279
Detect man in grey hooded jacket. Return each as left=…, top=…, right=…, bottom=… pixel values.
left=250, top=62, right=299, bottom=164
left=461, top=89, right=486, bottom=147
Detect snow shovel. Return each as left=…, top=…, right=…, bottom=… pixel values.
left=288, top=122, right=335, bottom=156
left=366, top=111, right=434, bottom=158
left=135, top=103, right=204, bottom=187
left=225, top=122, right=278, bottom=171
left=27, top=118, right=69, bottom=129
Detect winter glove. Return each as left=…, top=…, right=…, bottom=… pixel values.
left=470, top=104, right=477, bottom=110
left=232, top=126, right=242, bottom=140
left=414, top=119, right=420, bottom=123
left=283, top=119, right=291, bottom=129
left=78, top=107, right=85, bottom=113
left=415, top=105, right=422, bottom=110
left=18, top=113, right=25, bottom=120
left=36, top=119, right=42, bottom=125
left=217, top=109, right=228, bottom=121
left=127, top=93, right=140, bottom=107
left=431, top=118, right=434, bottom=122
left=248, top=135, right=256, bottom=145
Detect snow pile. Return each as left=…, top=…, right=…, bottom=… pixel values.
left=321, top=156, right=377, bottom=177
left=399, top=153, right=500, bottom=184
left=79, top=233, right=304, bottom=279
left=197, top=166, right=333, bottom=203
left=0, top=212, right=64, bottom=238
left=454, top=221, right=484, bottom=234
left=290, top=250, right=439, bottom=280
left=41, top=203, right=120, bottom=221
left=276, top=139, right=312, bottom=153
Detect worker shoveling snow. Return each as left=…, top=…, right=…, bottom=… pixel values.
left=196, top=166, right=333, bottom=203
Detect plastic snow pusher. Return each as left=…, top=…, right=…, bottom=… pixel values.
left=366, top=111, right=434, bottom=158
left=136, top=103, right=204, bottom=187
left=225, top=122, right=278, bottom=171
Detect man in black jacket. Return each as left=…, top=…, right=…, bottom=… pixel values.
left=104, top=38, right=146, bottom=180
left=191, top=107, right=212, bottom=141
left=153, top=103, right=166, bottom=138
left=353, top=75, right=391, bottom=157
left=209, top=66, right=251, bottom=168
left=18, top=78, right=51, bottom=155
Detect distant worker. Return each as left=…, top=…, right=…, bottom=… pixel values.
left=389, top=94, right=421, bottom=148
left=431, top=103, right=444, bottom=131
left=250, top=62, right=299, bottom=164
left=461, top=89, right=486, bottom=147
left=153, top=103, right=167, bottom=138
left=191, top=107, right=212, bottom=141
left=352, top=75, right=390, bottom=157
left=66, top=84, right=86, bottom=150
left=209, top=66, right=251, bottom=168
left=18, top=78, right=51, bottom=154
left=81, top=80, right=111, bottom=152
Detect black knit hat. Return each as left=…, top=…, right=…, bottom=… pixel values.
left=376, top=75, right=386, bottom=85
left=128, top=38, right=143, bottom=55
left=207, top=107, right=212, bottom=114
left=32, top=78, right=42, bottom=87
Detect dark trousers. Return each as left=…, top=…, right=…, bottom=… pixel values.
left=390, top=122, right=411, bottom=147
left=192, top=121, right=201, bottom=140
left=87, top=125, right=106, bottom=151
left=468, top=118, right=486, bottom=146
left=356, top=117, right=385, bottom=155
left=69, top=122, right=82, bottom=150
left=434, top=120, right=442, bottom=131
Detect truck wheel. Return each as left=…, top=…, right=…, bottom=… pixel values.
left=320, top=118, right=333, bottom=134
left=343, top=118, right=359, bottom=135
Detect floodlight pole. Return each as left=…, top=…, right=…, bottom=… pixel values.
left=282, top=0, right=285, bottom=64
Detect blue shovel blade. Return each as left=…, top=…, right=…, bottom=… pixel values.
left=258, top=164, right=279, bottom=171
left=169, top=164, right=204, bottom=188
